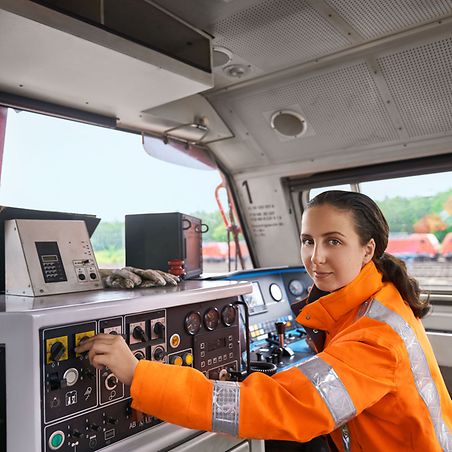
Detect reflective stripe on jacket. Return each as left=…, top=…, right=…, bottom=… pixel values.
left=130, top=262, right=452, bottom=451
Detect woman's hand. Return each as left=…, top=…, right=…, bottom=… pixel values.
left=75, top=333, right=139, bottom=386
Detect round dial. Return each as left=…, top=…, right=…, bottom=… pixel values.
left=269, top=283, right=283, bottom=301
left=204, top=307, right=220, bottom=331
left=288, top=279, right=305, bottom=297
left=184, top=311, right=202, bottom=335
left=221, top=304, right=237, bottom=326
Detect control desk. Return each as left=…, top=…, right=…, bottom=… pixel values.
left=0, top=280, right=265, bottom=452
left=210, top=267, right=316, bottom=373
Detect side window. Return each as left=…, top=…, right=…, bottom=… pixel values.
left=297, top=171, right=452, bottom=291
left=308, top=184, right=356, bottom=201
left=361, top=172, right=452, bottom=290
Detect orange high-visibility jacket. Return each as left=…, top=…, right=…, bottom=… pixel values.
left=131, top=262, right=452, bottom=451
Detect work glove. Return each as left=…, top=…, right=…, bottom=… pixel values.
left=100, top=266, right=180, bottom=289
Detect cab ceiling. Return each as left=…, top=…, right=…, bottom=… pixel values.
left=153, top=0, right=452, bottom=176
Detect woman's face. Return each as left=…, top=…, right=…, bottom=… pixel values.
left=300, top=204, right=375, bottom=292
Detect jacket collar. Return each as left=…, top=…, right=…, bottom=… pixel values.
left=296, top=261, right=384, bottom=331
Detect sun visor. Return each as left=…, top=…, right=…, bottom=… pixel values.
left=142, top=134, right=217, bottom=171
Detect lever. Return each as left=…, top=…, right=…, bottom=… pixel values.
left=275, top=321, right=286, bottom=348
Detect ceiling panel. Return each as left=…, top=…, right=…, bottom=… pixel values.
left=376, top=34, right=452, bottom=138
left=211, top=61, right=400, bottom=165
left=212, top=0, right=352, bottom=70
left=326, top=0, right=452, bottom=40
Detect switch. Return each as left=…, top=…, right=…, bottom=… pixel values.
left=49, top=430, right=65, bottom=450
left=104, top=373, right=118, bottom=391
left=153, top=322, right=165, bottom=339
left=107, top=416, right=118, bottom=425
left=90, top=423, right=101, bottom=432
left=170, top=355, right=183, bottom=366
left=75, top=331, right=95, bottom=357
left=48, top=372, right=61, bottom=391
left=134, top=350, right=145, bottom=360
left=63, top=368, right=79, bottom=387
left=71, top=429, right=82, bottom=439
left=153, top=347, right=166, bottom=361
left=50, top=342, right=66, bottom=362
left=182, top=352, right=193, bottom=366
left=133, top=325, right=149, bottom=342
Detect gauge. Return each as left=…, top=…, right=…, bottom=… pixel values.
left=269, top=283, right=283, bottom=301
left=221, top=304, right=237, bottom=326
left=184, top=311, right=201, bottom=335
left=204, top=307, right=220, bottom=331
left=288, top=279, right=305, bottom=297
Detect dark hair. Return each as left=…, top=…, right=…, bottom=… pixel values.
left=306, top=190, right=430, bottom=318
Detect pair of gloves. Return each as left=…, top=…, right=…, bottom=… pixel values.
left=100, top=266, right=180, bottom=289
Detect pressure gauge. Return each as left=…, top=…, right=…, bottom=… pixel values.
left=221, top=304, right=237, bottom=326
left=288, top=279, right=305, bottom=297
left=184, top=311, right=201, bottom=335
left=204, top=307, right=220, bottom=331
left=269, top=283, right=283, bottom=301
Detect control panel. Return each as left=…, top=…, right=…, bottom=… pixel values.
left=212, top=267, right=315, bottom=373
left=40, top=297, right=241, bottom=452
left=5, top=219, right=101, bottom=296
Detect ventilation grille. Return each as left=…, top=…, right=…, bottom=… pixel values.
left=221, top=62, right=399, bottom=163
left=377, top=36, right=452, bottom=138
left=326, top=0, right=452, bottom=40
left=213, top=0, right=351, bottom=70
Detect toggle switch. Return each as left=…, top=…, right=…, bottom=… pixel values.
left=48, top=372, right=61, bottom=391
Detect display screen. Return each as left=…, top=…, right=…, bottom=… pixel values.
left=41, top=255, right=58, bottom=263
left=207, top=337, right=227, bottom=352
left=242, top=282, right=267, bottom=315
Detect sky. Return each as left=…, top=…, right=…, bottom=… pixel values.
left=0, top=110, right=225, bottom=221
left=1, top=109, right=451, bottom=223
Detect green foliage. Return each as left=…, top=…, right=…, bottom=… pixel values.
left=376, top=189, right=452, bottom=233
left=91, top=221, right=124, bottom=250
left=190, top=210, right=227, bottom=242
left=95, top=248, right=125, bottom=267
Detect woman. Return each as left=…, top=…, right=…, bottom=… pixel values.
left=76, top=190, right=452, bottom=451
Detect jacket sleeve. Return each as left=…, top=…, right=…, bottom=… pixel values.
left=130, top=319, right=400, bottom=442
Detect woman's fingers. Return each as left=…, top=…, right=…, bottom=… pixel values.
left=75, top=333, right=119, bottom=353
left=74, top=333, right=138, bottom=385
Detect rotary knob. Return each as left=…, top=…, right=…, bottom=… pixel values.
left=153, top=322, right=165, bottom=339
left=50, top=341, right=66, bottom=362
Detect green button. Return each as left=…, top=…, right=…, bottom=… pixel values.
left=50, top=432, right=64, bottom=448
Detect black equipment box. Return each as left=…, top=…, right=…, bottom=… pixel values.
left=125, top=212, right=203, bottom=278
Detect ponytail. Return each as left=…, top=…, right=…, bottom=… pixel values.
left=374, top=253, right=430, bottom=318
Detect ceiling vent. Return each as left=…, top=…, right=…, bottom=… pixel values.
left=0, top=0, right=213, bottom=130
left=270, top=110, right=307, bottom=138
left=212, top=46, right=232, bottom=67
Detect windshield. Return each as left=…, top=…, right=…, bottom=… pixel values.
left=0, top=109, right=251, bottom=273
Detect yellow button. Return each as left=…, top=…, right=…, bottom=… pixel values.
left=170, top=334, right=181, bottom=348
left=183, top=353, right=193, bottom=366
left=171, top=355, right=183, bottom=366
